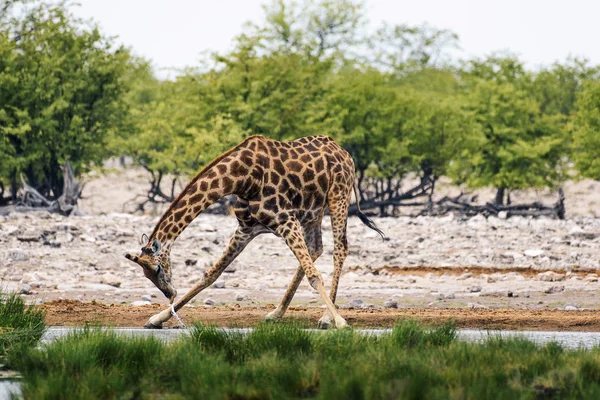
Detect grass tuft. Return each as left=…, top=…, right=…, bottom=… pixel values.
left=10, top=320, right=600, bottom=399
left=0, top=289, right=45, bottom=358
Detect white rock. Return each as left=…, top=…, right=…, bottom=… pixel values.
left=131, top=300, right=151, bottom=306
left=467, top=302, right=489, bottom=309
left=204, top=298, right=215, bottom=305
left=536, top=271, right=565, bottom=282
left=20, top=283, right=31, bottom=295
left=141, top=294, right=152, bottom=302
left=564, top=305, right=579, bottom=311
left=235, top=293, right=247, bottom=302
left=8, top=250, right=29, bottom=262
left=470, top=286, right=482, bottom=293
left=524, top=249, right=544, bottom=257
left=212, top=281, right=225, bottom=289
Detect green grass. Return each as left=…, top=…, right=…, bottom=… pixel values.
left=9, top=321, right=600, bottom=399
left=0, top=289, right=45, bottom=358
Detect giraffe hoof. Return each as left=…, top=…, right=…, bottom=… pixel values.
left=334, top=316, right=348, bottom=329
left=316, top=319, right=331, bottom=330
left=317, top=314, right=332, bottom=330
left=264, top=309, right=284, bottom=322
left=144, top=320, right=163, bottom=329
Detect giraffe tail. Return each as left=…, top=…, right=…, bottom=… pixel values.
left=353, top=184, right=386, bottom=240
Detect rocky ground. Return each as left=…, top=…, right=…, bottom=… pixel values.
left=1, top=167, right=599, bottom=323
left=2, top=210, right=599, bottom=312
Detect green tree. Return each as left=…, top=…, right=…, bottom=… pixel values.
left=0, top=2, right=131, bottom=199
left=572, top=81, right=600, bottom=180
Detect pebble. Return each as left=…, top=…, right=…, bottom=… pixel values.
left=536, top=271, right=565, bottom=282
left=384, top=299, right=398, bottom=308
left=141, top=294, right=152, bottom=302
left=564, top=305, right=579, bottom=311
left=544, top=286, right=565, bottom=294
left=131, top=300, right=151, bottom=306
left=8, top=250, right=29, bottom=262
left=469, top=286, right=482, bottom=293
left=204, top=298, right=215, bottom=306
left=20, top=283, right=31, bottom=295
left=235, top=293, right=247, bottom=301
left=350, top=299, right=364, bottom=308
left=212, top=282, right=225, bottom=289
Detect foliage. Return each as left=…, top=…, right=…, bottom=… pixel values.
left=0, top=289, right=45, bottom=358
left=455, top=57, right=569, bottom=203
left=11, top=321, right=600, bottom=399
left=572, top=81, right=600, bottom=180
left=0, top=1, right=132, bottom=199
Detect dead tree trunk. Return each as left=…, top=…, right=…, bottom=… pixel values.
left=0, top=162, right=83, bottom=216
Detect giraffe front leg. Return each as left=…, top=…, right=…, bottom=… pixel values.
left=265, top=266, right=305, bottom=321
left=145, top=226, right=257, bottom=328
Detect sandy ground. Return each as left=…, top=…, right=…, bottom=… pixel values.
left=40, top=300, right=600, bottom=331
left=2, top=165, right=600, bottom=328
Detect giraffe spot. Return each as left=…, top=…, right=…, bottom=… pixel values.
left=304, top=143, right=317, bottom=152
left=257, top=153, right=270, bottom=169
left=250, top=203, right=260, bottom=215
left=270, top=172, right=280, bottom=186
left=273, top=159, right=285, bottom=175
left=257, top=141, right=268, bottom=154
left=305, top=183, right=318, bottom=192
left=230, top=161, right=248, bottom=177
left=251, top=168, right=262, bottom=181
left=278, top=179, right=290, bottom=193
left=248, top=141, right=257, bottom=151
left=317, top=174, right=329, bottom=192
left=263, top=185, right=277, bottom=197
left=288, top=174, right=302, bottom=188
left=303, top=195, right=314, bottom=209
left=268, top=145, right=279, bottom=157
left=205, top=170, right=217, bottom=179
left=193, top=206, right=202, bottom=214
left=184, top=215, right=193, bottom=224
left=303, top=169, right=315, bottom=182
left=264, top=197, right=278, bottom=211
left=300, top=154, right=312, bottom=163
left=208, top=192, right=220, bottom=202
left=200, top=181, right=209, bottom=191
left=291, top=193, right=302, bottom=208
left=210, top=179, right=220, bottom=189
left=289, top=148, right=298, bottom=158
left=277, top=195, right=289, bottom=208
left=287, top=160, right=303, bottom=173
left=222, top=177, right=234, bottom=193
left=279, top=148, right=289, bottom=161
left=164, top=223, right=173, bottom=232
left=314, top=158, right=325, bottom=171
left=314, top=193, right=325, bottom=207
left=216, top=164, right=228, bottom=175
left=190, top=193, right=203, bottom=204
left=174, top=210, right=186, bottom=220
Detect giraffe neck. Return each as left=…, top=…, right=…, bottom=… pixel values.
left=149, top=160, right=241, bottom=246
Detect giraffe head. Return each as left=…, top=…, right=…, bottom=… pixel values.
left=125, top=237, right=177, bottom=303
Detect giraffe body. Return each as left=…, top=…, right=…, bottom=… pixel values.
left=125, top=135, right=383, bottom=329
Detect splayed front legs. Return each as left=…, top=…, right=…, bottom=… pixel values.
left=145, top=226, right=257, bottom=328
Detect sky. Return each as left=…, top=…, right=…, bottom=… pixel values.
left=71, top=0, right=600, bottom=78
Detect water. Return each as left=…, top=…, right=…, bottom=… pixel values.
left=41, top=327, right=600, bottom=349
left=0, top=380, right=21, bottom=400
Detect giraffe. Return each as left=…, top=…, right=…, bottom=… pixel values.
left=125, top=135, right=384, bottom=329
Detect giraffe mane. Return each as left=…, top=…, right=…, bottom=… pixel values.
left=148, top=135, right=262, bottom=241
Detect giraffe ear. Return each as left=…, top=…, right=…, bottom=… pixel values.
left=151, top=239, right=161, bottom=255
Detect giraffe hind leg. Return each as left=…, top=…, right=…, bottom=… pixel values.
left=276, top=217, right=347, bottom=329
left=318, top=186, right=351, bottom=328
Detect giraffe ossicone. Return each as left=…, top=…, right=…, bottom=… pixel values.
left=125, top=135, right=384, bottom=329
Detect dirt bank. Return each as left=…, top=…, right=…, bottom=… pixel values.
left=40, top=300, right=600, bottom=331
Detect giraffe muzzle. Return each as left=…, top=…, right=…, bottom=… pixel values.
left=125, top=253, right=138, bottom=263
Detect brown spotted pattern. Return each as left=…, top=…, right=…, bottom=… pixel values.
left=131, top=135, right=361, bottom=329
